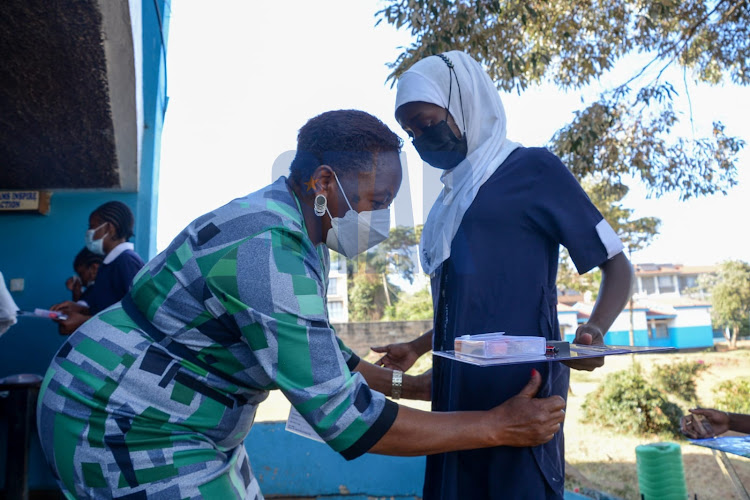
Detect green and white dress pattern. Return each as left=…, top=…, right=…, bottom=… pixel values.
left=37, top=177, right=398, bottom=499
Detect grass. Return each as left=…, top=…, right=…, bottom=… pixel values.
left=257, top=343, right=750, bottom=499
left=365, top=342, right=750, bottom=499
left=564, top=344, right=750, bottom=499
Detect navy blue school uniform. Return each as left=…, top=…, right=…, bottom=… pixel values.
left=86, top=242, right=145, bottom=315
left=77, top=282, right=97, bottom=306
left=424, top=147, right=622, bottom=500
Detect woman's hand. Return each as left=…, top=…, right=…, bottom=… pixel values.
left=681, top=408, right=729, bottom=438
left=563, top=323, right=605, bottom=372
left=372, top=342, right=421, bottom=372
left=51, top=301, right=88, bottom=315
left=368, top=369, right=565, bottom=456
left=487, top=369, right=566, bottom=447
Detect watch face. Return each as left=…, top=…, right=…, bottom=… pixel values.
left=392, top=370, right=403, bottom=399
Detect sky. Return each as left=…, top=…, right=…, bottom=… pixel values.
left=156, top=1, right=750, bottom=269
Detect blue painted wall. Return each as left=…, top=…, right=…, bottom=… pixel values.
left=245, top=423, right=425, bottom=498
left=670, top=325, right=715, bottom=349
left=0, top=2, right=169, bottom=380
left=0, top=0, right=170, bottom=377
left=598, top=326, right=713, bottom=349
left=603, top=329, right=650, bottom=346
left=0, top=0, right=170, bottom=491
left=0, top=192, right=137, bottom=379
left=646, top=336, right=673, bottom=348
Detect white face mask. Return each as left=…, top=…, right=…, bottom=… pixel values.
left=85, top=223, right=108, bottom=256
left=325, top=172, right=391, bottom=258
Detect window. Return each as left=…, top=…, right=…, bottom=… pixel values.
left=328, top=277, right=338, bottom=295
left=327, top=301, right=344, bottom=322
left=658, top=275, right=675, bottom=293
left=679, top=275, right=698, bottom=292
left=641, top=276, right=656, bottom=295
left=648, top=322, right=669, bottom=339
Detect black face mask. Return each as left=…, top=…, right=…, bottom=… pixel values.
left=413, top=120, right=468, bottom=170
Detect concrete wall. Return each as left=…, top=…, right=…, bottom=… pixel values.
left=333, top=320, right=432, bottom=358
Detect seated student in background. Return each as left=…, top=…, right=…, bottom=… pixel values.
left=65, top=248, right=103, bottom=303
left=681, top=408, right=750, bottom=438
left=52, top=201, right=145, bottom=334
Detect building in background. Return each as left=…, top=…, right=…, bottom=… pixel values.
left=559, top=263, right=717, bottom=349
left=633, top=263, right=715, bottom=299
left=326, top=252, right=349, bottom=323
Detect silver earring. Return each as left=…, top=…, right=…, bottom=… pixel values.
left=314, top=194, right=327, bottom=216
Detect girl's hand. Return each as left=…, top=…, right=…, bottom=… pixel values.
left=681, top=408, right=729, bottom=438
left=54, top=311, right=89, bottom=335
left=372, top=342, right=421, bottom=372
left=51, top=301, right=88, bottom=315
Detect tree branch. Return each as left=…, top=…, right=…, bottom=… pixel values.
left=615, top=0, right=731, bottom=92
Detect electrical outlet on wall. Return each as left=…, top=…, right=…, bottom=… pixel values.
left=9, top=278, right=24, bottom=292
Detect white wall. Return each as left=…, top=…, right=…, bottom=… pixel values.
left=671, top=306, right=712, bottom=328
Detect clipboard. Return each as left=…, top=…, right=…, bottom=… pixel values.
left=433, top=344, right=675, bottom=367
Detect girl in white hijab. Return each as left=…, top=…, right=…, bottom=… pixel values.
left=377, top=51, right=634, bottom=500
left=395, top=51, right=521, bottom=275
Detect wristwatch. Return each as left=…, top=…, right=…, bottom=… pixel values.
left=391, top=369, right=403, bottom=400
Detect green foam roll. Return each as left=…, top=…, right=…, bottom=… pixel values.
left=636, top=442, right=688, bottom=500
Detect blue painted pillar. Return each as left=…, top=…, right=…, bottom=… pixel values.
left=136, top=0, right=170, bottom=259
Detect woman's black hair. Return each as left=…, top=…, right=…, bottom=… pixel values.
left=289, top=109, right=403, bottom=185
left=73, top=248, right=103, bottom=270
left=91, top=201, right=135, bottom=240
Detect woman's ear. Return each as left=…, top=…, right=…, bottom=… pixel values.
left=312, top=165, right=335, bottom=196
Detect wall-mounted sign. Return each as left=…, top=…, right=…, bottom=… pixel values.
left=0, top=191, right=52, bottom=214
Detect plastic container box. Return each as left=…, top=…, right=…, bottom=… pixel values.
left=454, top=332, right=545, bottom=359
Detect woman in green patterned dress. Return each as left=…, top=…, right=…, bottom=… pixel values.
left=37, top=110, right=566, bottom=499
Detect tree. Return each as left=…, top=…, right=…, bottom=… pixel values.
left=348, top=272, right=395, bottom=321
left=384, top=286, right=434, bottom=321
left=375, top=225, right=422, bottom=285
left=377, top=0, right=746, bottom=201
left=702, top=260, right=750, bottom=349
left=347, top=225, right=423, bottom=321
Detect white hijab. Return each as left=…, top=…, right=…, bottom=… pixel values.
left=396, top=51, right=521, bottom=275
